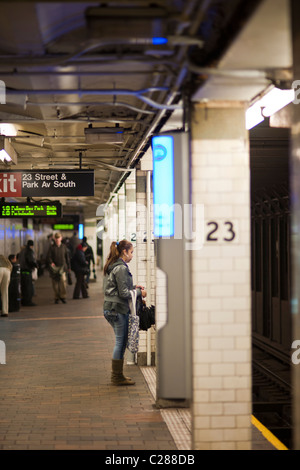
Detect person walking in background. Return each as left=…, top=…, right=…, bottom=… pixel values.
left=0, top=254, right=12, bottom=317
left=8, top=254, right=17, bottom=264
left=69, top=231, right=79, bottom=257
left=82, top=236, right=95, bottom=284
left=18, top=240, right=38, bottom=307
left=46, top=232, right=70, bottom=304
left=71, top=243, right=89, bottom=299
left=103, top=240, right=146, bottom=386
left=8, top=254, right=21, bottom=313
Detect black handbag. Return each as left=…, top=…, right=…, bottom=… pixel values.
left=136, top=297, right=155, bottom=331
left=67, top=271, right=73, bottom=285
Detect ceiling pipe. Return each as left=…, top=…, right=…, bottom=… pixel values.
left=69, top=36, right=203, bottom=61
left=0, top=56, right=179, bottom=68
left=0, top=118, right=141, bottom=124
left=0, top=36, right=203, bottom=67
left=25, top=101, right=155, bottom=115
left=6, top=87, right=182, bottom=111
left=11, top=135, right=128, bottom=140
left=0, top=70, right=162, bottom=77
left=7, top=87, right=167, bottom=95
left=187, top=61, right=268, bottom=80
left=0, top=61, right=262, bottom=87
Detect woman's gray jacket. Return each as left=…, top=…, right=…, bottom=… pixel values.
left=103, top=258, right=141, bottom=314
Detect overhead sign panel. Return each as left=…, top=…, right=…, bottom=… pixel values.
left=0, top=202, right=62, bottom=218
left=0, top=170, right=94, bottom=197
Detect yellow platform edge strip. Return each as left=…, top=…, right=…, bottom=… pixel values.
left=251, top=415, right=289, bottom=450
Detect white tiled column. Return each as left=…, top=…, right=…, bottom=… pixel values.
left=102, top=195, right=119, bottom=263
left=191, top=103, right=252, bottom=450
left=125, top=171, right=137, bottom=281
left=135, top=170, right=156, bottom=364
left=118, top=185, right=126, bottom=242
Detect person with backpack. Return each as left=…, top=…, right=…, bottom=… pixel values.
left=103, top=240, right=146, bottom=386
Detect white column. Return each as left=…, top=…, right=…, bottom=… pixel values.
left=135, top=169, right=155, bottom=365
left=191, top=103, right=252, bottom=450
left=125, top=171, right=137, bottom=280
left=118, top=185, right=126, bottom=241
left=103, top=195, right=118, bottom=265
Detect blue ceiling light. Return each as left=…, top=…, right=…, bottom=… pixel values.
left=152, top=37, right=168, bottom=45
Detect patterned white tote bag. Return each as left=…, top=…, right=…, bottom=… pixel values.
left=127, top=290, right=140, bottom=353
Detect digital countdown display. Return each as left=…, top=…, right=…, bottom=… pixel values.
left=53, top=224, right=75, bottom=230
left=0, top=202, right=62, bottom=218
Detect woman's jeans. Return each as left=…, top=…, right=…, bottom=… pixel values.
left=104, top=310, right=129, bottom=359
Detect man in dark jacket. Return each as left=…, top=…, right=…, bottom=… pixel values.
left=71, top=243, right=89, bottom=299
left=19, top=240, right=37, bottom=306
left=82, top=236, right=95, bottom=283
left=46, top=232, right=70, bottom=304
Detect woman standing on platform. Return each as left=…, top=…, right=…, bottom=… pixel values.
left=103, top=240, right=146, bottom=386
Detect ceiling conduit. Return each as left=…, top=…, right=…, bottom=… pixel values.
left=6, top=87, right=182, bottom=111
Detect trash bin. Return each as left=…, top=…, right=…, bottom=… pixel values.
left=9, top=263, right=21, bottom=312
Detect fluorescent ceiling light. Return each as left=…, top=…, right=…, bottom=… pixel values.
left=0, top=123, right=17, bottom=136
left=260, top=88, right=295, bottom=117
left=246, top=87, right=295, bottom=130
left=245, top=104, right=264, bottom=130
left=0, top=149, right=12, bottom=162
left=0, top=136, right=18, bottom=164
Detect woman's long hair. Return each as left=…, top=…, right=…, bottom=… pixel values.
left=103, top=240, right=132, bottom=275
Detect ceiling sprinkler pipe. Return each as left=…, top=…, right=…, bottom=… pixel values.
left=25, top=101, right=156, bottom=115
left=6, top=87, right=181, bottom=111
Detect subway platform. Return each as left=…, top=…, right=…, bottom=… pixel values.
left=0, top=270, right=280, bottom=451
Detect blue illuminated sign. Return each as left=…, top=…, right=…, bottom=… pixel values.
left=152, top=135, right=175, bottom=237
left=78, top=223, right=84, bottom=239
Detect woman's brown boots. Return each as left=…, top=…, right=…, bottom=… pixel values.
left=111, top=359, right=135, bottom=386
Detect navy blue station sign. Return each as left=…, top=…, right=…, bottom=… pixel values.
left=0, top=170, right=94, bottom=197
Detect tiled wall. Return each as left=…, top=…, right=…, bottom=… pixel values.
left=0, top=218, right=52, bottom=260
left=190, top=104, right=252, bottom=450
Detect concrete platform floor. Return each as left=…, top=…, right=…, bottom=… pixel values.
left=0, top=270, right=279, bottom=451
